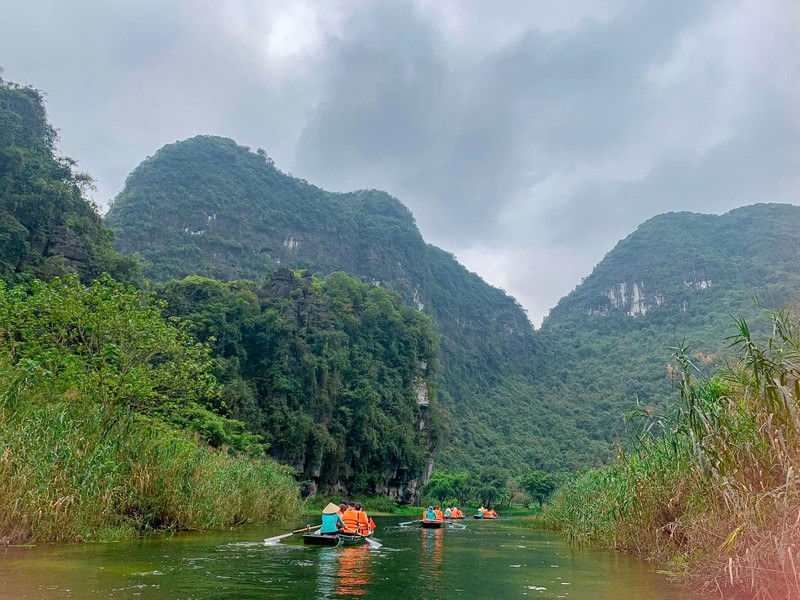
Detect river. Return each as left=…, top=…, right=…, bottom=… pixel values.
left=0, top=516, right=701, bottom=599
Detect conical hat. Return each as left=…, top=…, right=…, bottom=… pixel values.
left=323, top=502, right=340, bottom=515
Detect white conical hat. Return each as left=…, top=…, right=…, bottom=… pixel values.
left=322, top=502, right=340, bottom=515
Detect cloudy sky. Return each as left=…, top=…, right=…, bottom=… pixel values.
left=1, top=0, right=798, bottom=324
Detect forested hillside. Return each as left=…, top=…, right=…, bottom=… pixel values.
left=542, top=204, right=800, bottom=434
left=156, top=270, right=441, bottom=499
left=106, top=135, right=611, bottom=473
left=0, top=76, right=138, bottom=284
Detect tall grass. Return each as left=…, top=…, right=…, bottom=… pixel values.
left=0, top=356, right=302, bottom=544
left=546, top=310, right=800, bottom=599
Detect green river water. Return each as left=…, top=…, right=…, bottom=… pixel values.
left=0, top=517, right=703, bottom=599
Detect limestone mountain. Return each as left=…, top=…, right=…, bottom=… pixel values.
left=542, top=203, right=800, bottom=432
left=105, top=135, right=609, bottom=474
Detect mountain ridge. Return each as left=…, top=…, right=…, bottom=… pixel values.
left=106, top=134, right=607, bottom=474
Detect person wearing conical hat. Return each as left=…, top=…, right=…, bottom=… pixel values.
left=320, top=502, right=346, bottom=534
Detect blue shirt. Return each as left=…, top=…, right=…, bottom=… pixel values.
left=425, top=509, right=437, bottom=520
left=320, top=513, right=345, bottom=534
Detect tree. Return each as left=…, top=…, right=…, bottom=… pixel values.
left=519, top=470, right=556, bottom=508
left=474, top=470, right=507, bottom=508
left=422, top=471, right=455, bottom=503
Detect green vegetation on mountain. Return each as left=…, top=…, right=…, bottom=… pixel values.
left=546, top=309, right=800, bottom=598
left=105, top=135, right=611, bottom=477
left=0, top=74, right=138, bottom=284
left=156, top=270, right=441, bottom=498
left=541, top=204, right=800, bottom=444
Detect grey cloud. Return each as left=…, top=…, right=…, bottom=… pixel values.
left=0, top=0, right=797, bottom=324
left=294, top=1, right=708, bottom=244
left=543, top=91, right=800, bottom=250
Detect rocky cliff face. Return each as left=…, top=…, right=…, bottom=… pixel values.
left=588, top=272, right=713, bottom=318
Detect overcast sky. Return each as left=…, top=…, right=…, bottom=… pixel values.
left=2, top=0, right=798, bottom=324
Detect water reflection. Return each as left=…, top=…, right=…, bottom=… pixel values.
left=317, top=544, right=373, bottom=597
left=420, top=528, right=443, bottom=575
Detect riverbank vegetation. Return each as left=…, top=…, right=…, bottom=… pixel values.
left=0, top=275, right=301, bottom=543
left=545, top=309, right=800, bottom=598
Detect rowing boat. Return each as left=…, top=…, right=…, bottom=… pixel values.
left=420, top=519, right=444, bottom=529
left=303, top=531, right=374, bottom=546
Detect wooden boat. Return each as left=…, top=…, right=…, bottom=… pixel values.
left=302, top=531, right=373, bottom=546
left=303, top=532, right=341, bottom=546
left=420, top=519, right=444, bottom=529
left=473, top=514, right=483, bottom=519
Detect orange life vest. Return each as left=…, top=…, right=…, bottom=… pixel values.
left=434, top=509, right=444, bottom=520
left=357, top=510, right=370, bottom=534
left=341, top=508, right=359, bottom=533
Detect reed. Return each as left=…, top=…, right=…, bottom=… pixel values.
left=546, top=309, right=800, bottom=599
left=0, top=358, right=302, bottom=545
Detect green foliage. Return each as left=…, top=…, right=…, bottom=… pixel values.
left=0, top=275, right=302, bottom=543
left=518, top=470, right=556, bottom=507
left=156, top=269, right=440, bottom=496
left=0, top=75, right=139, bottom=284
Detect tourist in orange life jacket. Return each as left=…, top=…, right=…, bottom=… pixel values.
left=341, top=502, right=360, bottom=534
left=355, top=503, right=373, bottom=535
left=433, top=505, right=445, bottom=521
left=338, top=502, right=347, bottom=515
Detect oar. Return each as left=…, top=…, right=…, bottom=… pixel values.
left=264, top=524, right=320, bottom=545
left=399, top=520, right=421, bottom=526
left=447, top=522, right=467, bottom=529
left=362, top=534, right=383, bottom=549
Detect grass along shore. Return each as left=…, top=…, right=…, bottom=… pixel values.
left=0, top=389, right=302, bottom=544
left=543, top=310, right=800, bottom=599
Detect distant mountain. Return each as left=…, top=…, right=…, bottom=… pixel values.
left=542, top=203, right=800, bottom=430
left=106, top=135, right=610, bottom=474
left=106, top=135, right=800, bottom=478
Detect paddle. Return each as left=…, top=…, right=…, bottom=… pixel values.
left=399, top=520, right=421, bottom=526
left=362, top=534, right=383, bottom=549
left=264, top=524, right=320, bottom=545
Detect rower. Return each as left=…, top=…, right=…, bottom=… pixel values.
left=320, top=502, right=346, bottom=534
left=424, top=505, right=437, bottom=520
left=444, top=507, right=451, bottom=519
